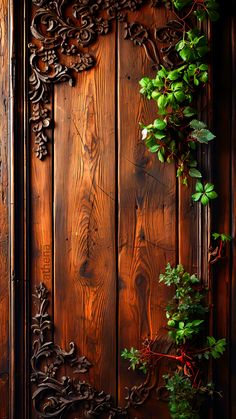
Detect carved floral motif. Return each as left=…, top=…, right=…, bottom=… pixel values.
left=31, top=283, right=172, bottom=417
left=29, top=0, right=183, bottom=159
left=31, top=283, right=128, bottom=417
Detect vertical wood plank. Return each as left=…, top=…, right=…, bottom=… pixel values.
left=118, top=7, right=176, bottom=418
left=212, top=4, right=232, bottom=417
left=178, top=182, right=198, bottom=273
left=30, top=124, right=54, bottom=419
left=230, top=9, right=236, bottom=419
left=0, top=1, right=9, bottom=417
left=53, top=34, right=117, bottom=396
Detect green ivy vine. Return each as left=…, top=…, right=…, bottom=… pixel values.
left=122, top=264, right=227, bottom=418
left=121, top=1, right=232, bottom=418
left=140, top=1, right=219, bottom=199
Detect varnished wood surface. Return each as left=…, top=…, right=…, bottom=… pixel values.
left=0, top=1, right=235, bottom=418
left=53, top=33, right=117, bottom=398
left=212, top=2, right=236, bottom=417
left=118, top=7, right=176, bottom=418
left=0, top=1, right=9, bottom=418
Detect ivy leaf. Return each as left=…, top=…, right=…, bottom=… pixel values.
left=149, top=145, right=160, bottom=153
left=174, top=91, right=186, bottom=102
left=191, top=128, right=216, bottom=143
left=199, top=64, right=208, bottom=71
left=196, top=182, right=204, bottom=192
left=154, top=132, right=166, bottom=140
left=151, top=91, right=161, bottom=100
left=192, top=192, right=203, bottom=202
left=158, top=95, right=168, bottom=109
left=183, top=107, right=196, bottom=117
left=189, top=119, right=207, bottom=130
left=189, top=168, right=202, bottom=178
left=192, top=182, right=218, bottom=206
left=154, top=119, right=167, bottom=130
left=172, top=0, right=192, bottom=10
left=206, top=191, right=218, bottom=199
left=158, top=149, right=165, bottom=163
left=204, top=183, right=215, bottom=193
left=201, top=195, right=209, bottom=205
left=167, top=70, right=181, bottom=81
left=212, top=232, right=232, bottom=241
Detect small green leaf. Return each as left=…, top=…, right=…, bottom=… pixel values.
left=154, top=119, right=167, bottom=130
left=206, top=191, right=218, bottom=199
left=174, top=91, right=186, bottom=102
left=167, top=70, right=181, bottom=81
left=154, top=132, right=166, bottom=140
left=221, top=233, right=232, bottom=241
left=189, top=168, right=202, bottom=178
left=158, top=95, right=168, bottom=109
left=149, top=145, right=159, bottom=153
left=183, top=107, right=196, bottom=118
left=212, top=232, right=220, bottom=240
left=192, top=192, right=202, bottom=202
left=196, top=182, right=204, bottom=192
left=151, top=91, right=161, bottom=101
left=158, top=149, right=165, bottom=163
left=201, top=194, right=209, bottom=206
left=189, top=119, right=207, bottom=130
left=204, top=183, right=215, bottom=193
left=199, top=64, right=208, bottom=71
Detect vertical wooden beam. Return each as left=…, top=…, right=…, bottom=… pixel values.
left=230, top=7, right=236, bottom=419
left=0, top=1, right=10, bottom=417
left=118, top=7, right=177, bottom=418
left=53, top=34, right=117, bottom=396
left=212, top=3, right=233, bottom=417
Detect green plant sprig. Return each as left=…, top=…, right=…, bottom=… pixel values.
left=139, top=10, right=218, bottom=204
left=121, top=264, right=226, bottom=419
left=171, top=0, right=219, bottom=22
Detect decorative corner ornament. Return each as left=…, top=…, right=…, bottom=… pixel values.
left=29, top=0, right=183, bottom=160
left=31, top=282, right=128, bottom=417
left=31, top=283, right=168, bottom=417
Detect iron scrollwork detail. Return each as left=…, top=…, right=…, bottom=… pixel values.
left=29, top=0, right=183, bottom=159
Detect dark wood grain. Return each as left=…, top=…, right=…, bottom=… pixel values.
left=0, top=2, right=9, bottom=418
left=53, top=33, right=117, bottom=398
left=230, top=9, right=236, bottom=419
left=29, top=12, right=54, bottom=418
left=118, top=7, right=176, bottom=418
left=212, top=4, right=233, bottom=417
left=2, top=2, right=235, bottom=419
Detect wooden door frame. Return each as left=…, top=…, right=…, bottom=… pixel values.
left=4, top=1, right=236, bottom=418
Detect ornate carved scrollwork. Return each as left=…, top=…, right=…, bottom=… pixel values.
left=31, top=283, right=172, bottom=417
left=29, top=0, right=183, bottom=159
left=31, top=283, right=129, bottom=417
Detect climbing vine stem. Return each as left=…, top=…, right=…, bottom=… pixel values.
left=121, top=1, right=231, bottom=419
left=140, top=0, right=219, bottom=203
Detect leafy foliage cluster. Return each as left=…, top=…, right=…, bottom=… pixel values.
left=122, top=264, right=226, bottom=419
left=140, top=1, right=219, bottom=198
left=121, top=2, right=231, bottom=419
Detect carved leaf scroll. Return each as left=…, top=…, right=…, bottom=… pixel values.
left=31, top=283, right=129, bottom=418
left=31, top=283, right=174, bottom=418
left=29, top=0, right=182, bottom=159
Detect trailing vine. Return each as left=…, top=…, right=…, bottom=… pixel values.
left=121, top=1, right=231, bottom=418
left=140, top=0, right=219, bottom=200
left=122, top=264, right=226, bottom=418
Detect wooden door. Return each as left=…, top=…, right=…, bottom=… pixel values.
left=0, top=1, right=235, bottom=418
